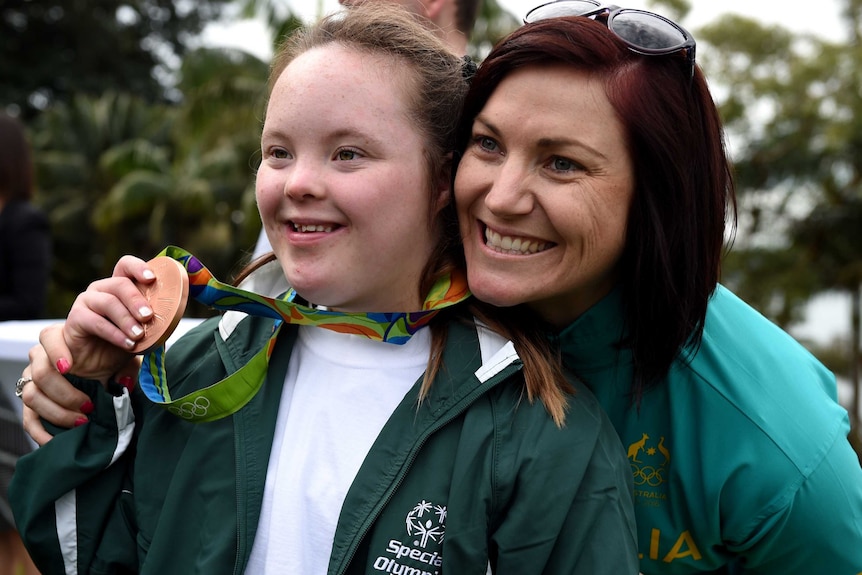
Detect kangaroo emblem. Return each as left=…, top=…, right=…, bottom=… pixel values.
left=658, top=436, right=671, bottom=466
left=627, top=433, right=649, bottom=463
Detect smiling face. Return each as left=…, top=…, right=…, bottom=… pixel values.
left=256, top=44, right=444, bottom=312
left=455, top=64, right=635, bottom=327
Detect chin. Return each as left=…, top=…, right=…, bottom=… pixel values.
left=467, top=276, right=523, bottom=309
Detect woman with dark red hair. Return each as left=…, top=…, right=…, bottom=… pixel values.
left=454, top=2, right=862, bottom=573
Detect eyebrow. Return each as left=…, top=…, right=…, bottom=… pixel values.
left=260, top=127, right=286, bottom=141
left=328, top=127, right=384, bottom=147
left=261, top=126, right=384, bottom=148
left=536, top=137, right=609, bottom=161
left=473, top=116, right=609, bottom=161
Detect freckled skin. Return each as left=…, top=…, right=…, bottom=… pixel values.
left=256, top=45, right=445, bottom=313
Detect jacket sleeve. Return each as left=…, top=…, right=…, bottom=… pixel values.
left=490, top=380, right=640, bottom=575
left=736, top=422, right=862, bottom=575
left=10, top=378, right=140, bottom=575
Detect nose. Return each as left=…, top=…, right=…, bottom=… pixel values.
left=283, top=157, right=325, bottom=201
left=483, top=159, right=534, bottom=217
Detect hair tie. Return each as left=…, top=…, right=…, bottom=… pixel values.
left=461, top=55, right=477, bottom=82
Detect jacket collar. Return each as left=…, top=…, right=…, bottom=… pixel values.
left=555, top=286, right=632, bottom=373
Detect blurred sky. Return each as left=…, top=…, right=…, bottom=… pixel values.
left=201, top=0, right=852, bottom=347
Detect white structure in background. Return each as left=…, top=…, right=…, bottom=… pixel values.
left=0, top=319, right=203, bottom=445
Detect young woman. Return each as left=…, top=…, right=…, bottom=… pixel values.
left=453, top=2, right=862, bottom=573
left=12, top=4, right=638, bottom=574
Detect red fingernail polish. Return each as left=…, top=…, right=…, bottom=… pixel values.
left=74, top=417, right=88, bottom=427
left=57, top=358, right=71, bottom=374
left=118, top=376, right=134, bottom=391
left=80, top=401, right=94, bottom=415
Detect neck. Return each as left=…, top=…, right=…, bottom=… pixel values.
left=442, top=30, right=468, bottom=56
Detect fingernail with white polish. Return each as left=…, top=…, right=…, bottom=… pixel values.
left=139, top=306, right=153, bottom=318
left=131, top=325, right=143, bottom=337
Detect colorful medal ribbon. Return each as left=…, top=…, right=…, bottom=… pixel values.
left=138, top=245, right=471, bottom=423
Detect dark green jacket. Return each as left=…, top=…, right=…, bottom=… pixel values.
left=12, top=312, right=638, bottom=574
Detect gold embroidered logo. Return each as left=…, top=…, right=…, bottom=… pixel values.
left=628, top=433, right=670, bottom=487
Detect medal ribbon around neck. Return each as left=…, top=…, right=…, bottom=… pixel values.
left=138, top=245, right=471, bottom=423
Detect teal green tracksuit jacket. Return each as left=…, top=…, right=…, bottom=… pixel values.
left=11, top=311, right=638, bottom=574
left=558, top=285, right=862, bottom=575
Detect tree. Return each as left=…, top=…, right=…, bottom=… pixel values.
left=31, top=44, right=269, bottom=317
left=30, top=91, right=176, bottom=313
left=470, top=0, right=520, bottom=59
left=94, top=47, right=270, bottom=283
left=0, top=0, right=232, bottom=119
left=234, top=0, right=303, bottom=49
left=696, top=0, right=862, bottom=424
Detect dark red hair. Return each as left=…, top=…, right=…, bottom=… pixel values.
left=456, top=16, right=737, bottom=398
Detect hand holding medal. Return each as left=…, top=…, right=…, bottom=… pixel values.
left=131, top=256, right=189, bottom=354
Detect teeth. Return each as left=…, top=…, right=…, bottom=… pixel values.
left=292, top=223, right=333, bottom=233
left=484, top=227, right=549, bottom=255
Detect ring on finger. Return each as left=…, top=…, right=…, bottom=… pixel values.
left=15, top=376, right=33, bottom=398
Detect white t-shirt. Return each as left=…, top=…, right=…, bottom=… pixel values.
left=246, top=324, right=431, bottom=574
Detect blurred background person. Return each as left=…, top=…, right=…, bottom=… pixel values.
left=0, top=112, right=44, bottom=575
left=338, top=0, right=480, bottom=55
left=0, top=113, right=51, bottom=322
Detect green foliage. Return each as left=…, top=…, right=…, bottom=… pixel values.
left=470, top=0, right=521, bottom=59
left=0, top=0, right=232, bottom=119
left=645, top=0, right=691, bottom=22
left=234, top=0, right=304, bottom=51
left=29, top=93, right=173, bottom=309
left=852, top=428, right=862, bottom=465
left=175, top=47, right=270, bottom=158
left=699, top=9, right=862, bottom=319
left=807, top=337, right=855, bottom=376
left=721, top=246, right=822, bottom=326
left=698, top=1, right=862, bottom=422
left=29, top=58, right=266, bottom=317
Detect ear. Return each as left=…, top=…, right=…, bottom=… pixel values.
left=420, top=0, right=447, bottom=22
left=432, top=152, right=454, bottom=214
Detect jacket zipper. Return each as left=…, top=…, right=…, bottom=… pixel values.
left=233, top=444, right=242, bottom=575
left=232, top=410, right=243, bottom=575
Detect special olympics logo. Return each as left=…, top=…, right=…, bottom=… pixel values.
left=405, top=500, right=446, bottom=548
left=168, top=396, right=211, bottom=420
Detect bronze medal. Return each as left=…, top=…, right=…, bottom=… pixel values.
left=131, top=256, right=190, bottom=354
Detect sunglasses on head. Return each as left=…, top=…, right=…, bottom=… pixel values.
left=524, top=0, right=696, bottom=80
